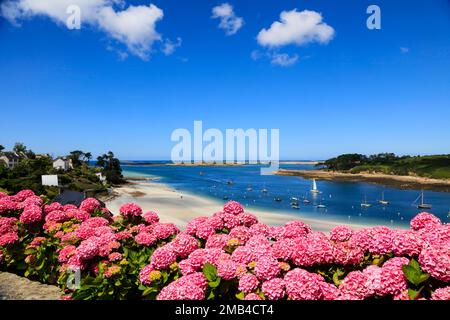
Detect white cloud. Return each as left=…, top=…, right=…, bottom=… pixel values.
left=211, top=3, right=243, bottom=35
left=270, top=53, right=299, bottom=66
left=257, top=9, right=334, bottom=47
left=97, top=4, right=163, bottom=60
left=400, top=47, right=410, bottom=53
left=162, top=37, right=182, bottom=56
left=0, top=0, right=170, bottom=60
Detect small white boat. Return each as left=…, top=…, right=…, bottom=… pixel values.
left=316, top=204, right=327, bottom=209
left=291, top=204, right=300, bottom=210
left=246, top=186, right=253, bottom=192
left=311, top=179, right=319, bottom=193
left=361, top=195, right=372, bottom=208
left=414, top=190, right=432, bottom=209
left=290, top=197, right=299, bottom=202
left=378, top=191, right=390, bottom=205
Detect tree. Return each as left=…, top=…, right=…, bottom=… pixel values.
left=96, top=151, right=124, bottom=184
left=13, top=142, right=27, bottom=155
left=324, top=154, right=368, bottom=171
left=84, top=152, right=92, bottom=163
left=0, top=145, right=4, bottom=153
left=69, top=150, right=84, bottom=168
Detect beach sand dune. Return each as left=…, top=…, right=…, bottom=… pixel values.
left=105, top=181, right=372, bottom=233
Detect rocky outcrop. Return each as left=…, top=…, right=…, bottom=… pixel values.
left=0, top=272, right=62, bottom=300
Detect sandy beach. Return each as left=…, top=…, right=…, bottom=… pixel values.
left=276, top=169, right=450, bottom=192
left=105, top=180, right=374, bottom=233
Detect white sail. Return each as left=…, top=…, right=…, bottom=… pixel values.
left=312, top=179, right=317, bottom=190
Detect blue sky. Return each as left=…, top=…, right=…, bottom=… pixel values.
left=0, top=0, right=449, bottom=160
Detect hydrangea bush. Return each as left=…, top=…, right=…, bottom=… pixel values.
left=1, top=191, right=449, bottom=300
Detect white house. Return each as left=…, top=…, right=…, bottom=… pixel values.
left=53, top=157, right=73, bottom=171
left=0, top=152, right=20, bottom=169
left=96, top=172, right=107, bottom=184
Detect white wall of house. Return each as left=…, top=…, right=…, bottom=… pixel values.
left=0, top=156, right=19, bottom=169
left=53, top=158, right=70, bottom=171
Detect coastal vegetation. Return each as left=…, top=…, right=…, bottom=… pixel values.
left=0, top=143, right=124, bottom=199
left=322, top=153, right=450, bottom=179
left=1, top=190, right=449, bottom=300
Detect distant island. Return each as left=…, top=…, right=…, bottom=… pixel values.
left=276, top=153, right=450, bottom=192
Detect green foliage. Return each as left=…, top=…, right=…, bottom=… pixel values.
left=96, top=151, right=125, bottom=185
left=402, top=258, right=431, bottom=300
left=324, top=153, right=450, bottom=179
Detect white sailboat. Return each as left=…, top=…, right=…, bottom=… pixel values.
left=361, top=194, right=372, bottom=208
left=413, top=190, right=432, bottom=209
left=311, top=179, right=319, bottom=193
left=378, top=191, right=390, bottom=205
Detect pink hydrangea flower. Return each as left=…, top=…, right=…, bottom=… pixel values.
left=206, top=234, right=230, bottom=249
left=195, top=223, right=216, bottom=240
left=185, top=217, right=209, bottom=235
left=151, top=246, right=177, bottom=270
left=221, top=213, right=240, bottom=229
left=0, top=217, right=18, bottom=235
left=13, top=189, right=35, bottom=202
left=339, top=271, right=370, bottom=299
left=392, top=230, right=423, bottom=257
left=176, top=272, right=208, bottom=291
left=157, top=282, right=205, bottom=300
left=20, top=195, right=43, bottom=208
left=152, top=223, right=179, bottom=240
left=410, top=212, right=441, bottom=231
left=178, top=259, right=197, bottom=275
left=45, top=210, right=68, bottom=223
left=431, top=286, right=450, bottom=300
left=362, top=265, right=383, bottom=296
left=367, top=226, right=395, bottom=255
left=419, top=244, right=450, bottom=282
left=320, top=282, right=340, bottom=300
left=142, top=211, right=159, bottom=224
left=76, top=239, right=99, bottom=261
left=19, top=205, right=43, bottom=224
left=284, top=268, right=324, bottom=300
left=119, top=203, right=143, bottom=218
left=249, top=223, right=271, bottom=237
left=223, top=201, right=244, bottom=215
left=0, top=232, right=19, bottom=246
left=284, top=220, right=312, bottom=238
left=237, top=213, right=258, bottom=227
left=332, top=241, right=364, bottom=265
left=135, top=232, right=157, bottom=246
left=43, top=202, right=63, bottom=214
left=0, top=198, right=19, bottom=214
left=139, top=264, right=158, bottom=285
left=261, top=278, right=285, bottom=300
left=58, top=245, right=77, bottom=263
left=244, top=293, right=262, bottom=300
left=231, top=246, right=254, bottom=264
left=238, top=273, right=259, bottom=293
left=108, top=252, right=123, bottom=261
left=171, top=234, right=199, bottom=258
left=271, top=238, right=295, bottom=261
left=216, top=258, right=238, bottom=280
left=330, top=225, right=354, bottom=242
left=79, top=198, right=102, bottom=214
left=228, top=226, right=251, bottom=244
left=254, top=255, right=280, bottom=281
left=379, top=257, right=409, bottom=296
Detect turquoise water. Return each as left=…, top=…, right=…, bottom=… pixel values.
left=122, top=163, right=450, bottom=228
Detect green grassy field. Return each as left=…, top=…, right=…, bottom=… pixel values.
left=349, top=155, right=450, bottom=179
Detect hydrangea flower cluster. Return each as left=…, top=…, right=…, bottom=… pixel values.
left=1, top=191, right=449, bottom=301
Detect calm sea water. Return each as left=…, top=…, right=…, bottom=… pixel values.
left=122, top=163, right=450, bottom=228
